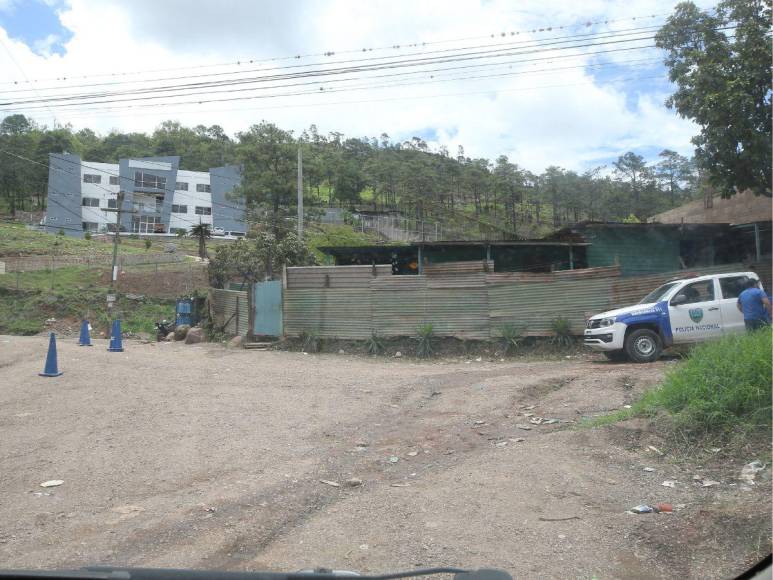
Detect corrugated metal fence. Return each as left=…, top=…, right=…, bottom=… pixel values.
left=209, top=288, right=249, bottom=336
left=283, top=261, right=755, bottom=339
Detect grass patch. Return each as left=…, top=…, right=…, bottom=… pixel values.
left=586, top=329, right=772, bottom=437
left=305, top=223, right=382, bottom=263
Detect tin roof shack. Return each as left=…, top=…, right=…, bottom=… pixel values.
left=319, top=240, right=588, bottom=274
left=549, top=222, right=745, bottom=277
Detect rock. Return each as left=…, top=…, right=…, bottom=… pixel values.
left=319, top=480, right=340, bottom=487
left=174, top=324, right=191, bottom=341
left=394, top=351, right=402, bottom=358
left=739, top=460, right=765, bottom=484
left=355, top=441, right=369, bottom=448
left=509, top=438, right=526, bottom=443
left=662, top=480, right=677, bottom=488
left=165, top=332, right=175, bottom=342
left=40, top=480, right=63, bottom=488
left=475, top=356, right=482, bottom=362
left=45, top=318, right=57, bottom=324
left=407, top=451, right=419, bottom=457
left=228, top=335, right=243, bottom=349
left=388, top=456, right=399, bottom=463
left=338, top=349, right=345, bottom=354
left=185, top=327, right=203, bottom=344
left=345, top=477, right=363, bottom=487
left=643, top=467, right=655, bottom=472
left=701, top=479, right=720, bottom=487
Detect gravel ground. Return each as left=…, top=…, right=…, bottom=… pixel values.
left=0, top=335, right=769, bottom=578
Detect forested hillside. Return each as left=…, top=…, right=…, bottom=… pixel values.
left=1, top=113, right=706, bottom=238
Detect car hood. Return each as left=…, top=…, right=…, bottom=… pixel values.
left=590, top=302, right=660, bottom=321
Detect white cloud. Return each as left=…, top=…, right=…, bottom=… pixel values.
left=0, top=0, right=708, bottom=172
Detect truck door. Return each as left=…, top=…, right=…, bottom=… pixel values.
left=717, top=275, right=754, bottom=335
left=668, top=278, right=723, bottom=343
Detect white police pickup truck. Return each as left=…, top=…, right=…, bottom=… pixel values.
left=584, top=271, right=763, bottom=363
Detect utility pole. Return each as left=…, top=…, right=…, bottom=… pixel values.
left=297, top=146, right=303, bottom=238
left=102, top=190, right=136, bottom=297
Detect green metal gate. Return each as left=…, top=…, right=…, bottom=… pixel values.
left=253, top=280, right=283, bottom=336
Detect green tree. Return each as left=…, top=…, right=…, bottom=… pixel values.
left=613, top=152, right=651, bottom=219
left=656, top=0, right=772, bottom=197
left=190, top=223, right=211, bottom=260
left=656, top=150, right=693, bottom=206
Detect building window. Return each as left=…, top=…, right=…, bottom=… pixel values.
left=175, top=181, right=189, bottom=191
left=172, top=204, right=188, bottom=213
left=195, top=206, right=212, bottom=215
left=134, top=171, right=166, bottom=190
left=107, top=198, right=117, bottom=209
left=196, top=183, right=211, bottom=193
left=81, top=197, right=100, bottom=207
left=83, top=174, right=102, bottom=184
left=109, top=176, right=120, bottom=185
left=82, top=222, right=99, bottom=232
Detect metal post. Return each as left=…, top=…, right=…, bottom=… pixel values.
left=297, top=147, right=303, bottom=238
left=754, top=223, right=761, bottom=262
left=50, top=255, right=54, bottom=292
left=236, top=296, right=240, bottom=335
left=569, top=245, right=575, bottom=270
left=418, top=245, right=424, bottom=275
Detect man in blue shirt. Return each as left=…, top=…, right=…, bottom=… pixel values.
left=737, top=278, right=772, bottom=331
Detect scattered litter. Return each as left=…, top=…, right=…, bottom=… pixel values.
left=701, top=480, right=720, bottom=488
left=662, top=480, right=678, bottom=488
left=345, top=478, right=363, bottom=488
left=45, top=318, right=57, bottom=324
left=319, top=480, right=341, bottom=487
left=359, top=544, right=369, bottom=550
left=473, top=420, right=486, bottom=425
left=475, top=357, right=482, bottom=362
left=629, top=505, right=656, bottom=514
left=538, top=515, right=580, bottom=522
left=202, top=506, right=216, bottom=513
left=430, top=391, right=442, bottom=397
left=394, top=351, right=402, bottom=358
left=655, top=503, right=673, bottom=513
left=623, top=405, right=632, bottom=409
left=692, top=475, right=702, bottom=481
left=355, top=441, right=369, bottom=448
left=739, top=461, right=765, bottom=485
left=529, top=417, right=544, bottom=425
left=40, top=480, right=63, bottom=488
left=391, top=483, right=410, bottom=487
left=643, top=467, right=655, bottom=472
left=32, top=492, right=51, bottom=497
left=407, top=451, right=419, bottom=457
left=338, top=349, right=345, bottom=355
left=509, top=438, right=526, bottom=443
left=542, top=419, right=559, bottom=425
left=495, top=441, right=509, bottom=447
left=710, top=447, right=722, bottom=453
left=648, top=445, right=665, bottom=456
left=388, top=456, right=400, bottom=463
left=515, top=424, right=532, bottom=431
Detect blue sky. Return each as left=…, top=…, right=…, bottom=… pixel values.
left=0, top=0, right=71, bottom=56
left=0, top=0, right=715, bottom=172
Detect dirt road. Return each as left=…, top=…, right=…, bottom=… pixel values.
left=0, top=336, right=768, bottom=578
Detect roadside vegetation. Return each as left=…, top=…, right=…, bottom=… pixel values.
left=590, top=329, right=772, bottom=441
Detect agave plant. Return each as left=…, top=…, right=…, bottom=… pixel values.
left=415, top=323, right=435, bottom=358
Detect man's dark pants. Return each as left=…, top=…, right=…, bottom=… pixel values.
left=745, top=319, right=769, bottom=332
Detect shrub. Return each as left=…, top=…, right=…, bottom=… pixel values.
left=634, top=327, right=772, bottom=435
left=84, top=231, right=92, bottom=241
left=366, top=331, right=385, bottom=355
left=144, top=238, right=152, bottom=250
left=415, top=323, right=435, bottom=358
left=57, top=228, right=65, bottom=236
left=550, top=316, right=573, bottom=347
left=497, top=323, right=525, bottom=356
left=300, top=330, right=321, bottom=353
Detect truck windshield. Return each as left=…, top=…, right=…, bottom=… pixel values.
left=638, top=282, right=679, bottom=304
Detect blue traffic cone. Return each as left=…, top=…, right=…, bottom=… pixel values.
left=39, top=332, right=63, bottom=377
left=107, top=319, right=124, bottom=352
left=78, top=319, right=92, bottom=346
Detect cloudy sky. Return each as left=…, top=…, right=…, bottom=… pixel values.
left=0, top=0, right=714, bottom=172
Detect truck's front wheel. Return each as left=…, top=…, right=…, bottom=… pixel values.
left=624, top=329, right=662, bottom=363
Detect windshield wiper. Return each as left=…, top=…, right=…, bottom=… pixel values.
left=0, top=567, right=512, bottom=580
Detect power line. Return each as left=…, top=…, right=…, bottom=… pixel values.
left=0, top=11, right=669, bottom=87
left=0, top=29, right=669, bottom=109
left=0, top=23, right=667, bottom=98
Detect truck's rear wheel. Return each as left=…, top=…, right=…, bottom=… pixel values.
left=604, top=351, right=628, bottom=362
left=624, top=329, right=662, bottom=363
